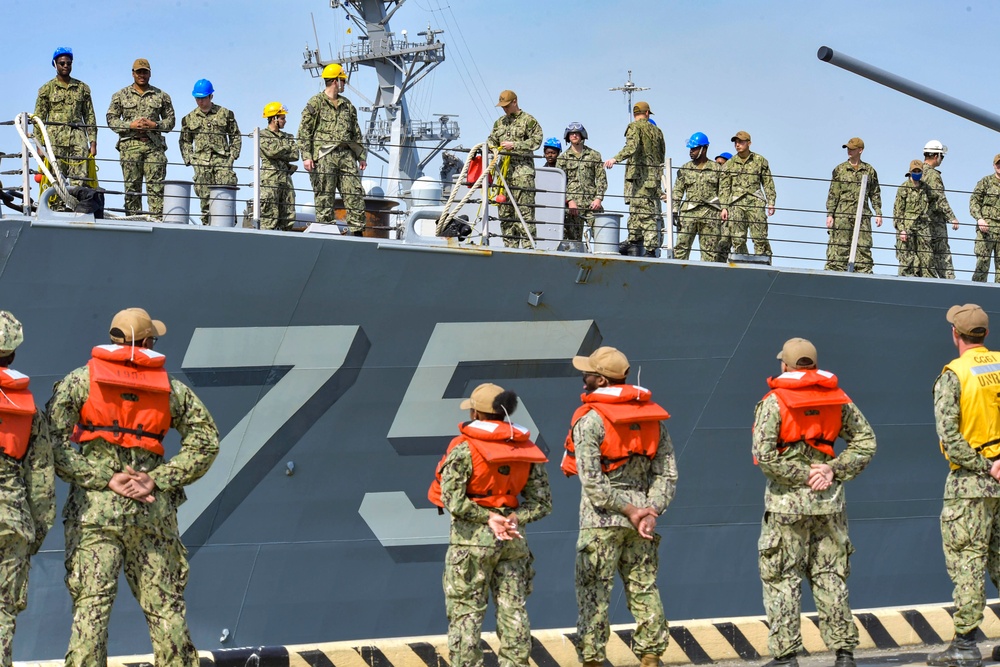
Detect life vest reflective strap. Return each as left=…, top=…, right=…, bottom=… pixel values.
left=973, top=437, right=1000, bottom=453
left=75, top=420, right=166, bottom=442
left=562, top=393, right=668, bottom=477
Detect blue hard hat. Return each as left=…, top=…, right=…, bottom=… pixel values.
left=718, top=152, right=733, bottom=160
left=52, top=47, right=73, bottom=65
left=192, top=79, right=215, bottom=98
left=686, top=132, right=710, bottom=149
left=648, top=118, right=657, bottom=126
left=564, top=121, right=588, bottom=142
left=543, top=137, right=562, bottom=151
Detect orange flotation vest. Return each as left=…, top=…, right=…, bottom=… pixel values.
left=0, top=367, right=36, bottom=461
left=428, top=419, right=548, bottom=510
left=761, top=369, right=850, bottom=459
left=561, top=384, right=670, bottom=477
left=73, top=345, right=172, bottom=456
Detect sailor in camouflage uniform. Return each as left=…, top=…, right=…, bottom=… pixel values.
left=254, top=102, right=300, bottom=231
left=720, top=131, right=776, bottom=257
left=565, top=347, right=676, bottom=667
left=894, top=161, right=941, bottom=278
left=488, top=90, right=542, bottom=248
left=429, top=383, right=551, bottom=667
left=673, top=132, right=724, bottom=262
left=48, top=308, right=219, bottom=667
left=556, top=122, right=606, bottom=242
left=33, top=47, right=97, bottom=189
left=106, top=59, right=175, bottom=218
left=606, top=102, right=666, bottom=255
left=299, top=63, right=367, bottom=235
left=926, top=304, right=1000, bottom=667
left=180, top=79, right=242, bottom=225
left=969, top=155, right=1000, bottom=283
left=922, top=141, right=960, bottom=280
left=753, top=338, right=876, bottom=667
left=0, top=312, right=54, bottom=667
left=824, top=138, right=883, bottom=273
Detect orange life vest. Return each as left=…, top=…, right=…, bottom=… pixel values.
left=0, top=367, right=36, bottom=461
left=73, top=345, right=172, bottom=456
left=428, top=420, right=548, bottom=510
left=761, top=369, right=850, bottom=459
left=561, top=385, right=670, bottom=477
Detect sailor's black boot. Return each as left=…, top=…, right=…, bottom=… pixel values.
left=927, top=631, right=981, bottom=667
left=834, top=649, right=856, bottom=667
left=763, top=653, right=798, bottom=667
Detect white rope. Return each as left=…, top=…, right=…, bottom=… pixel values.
left=435, top=142, right=501, bottom=235
left=14, top=112, right=78, bottom=209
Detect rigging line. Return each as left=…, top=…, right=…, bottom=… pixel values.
left=441, top=1, right=494, bottom=117
left=430, top=1, right=492, bottom=126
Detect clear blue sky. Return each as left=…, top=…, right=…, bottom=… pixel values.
left=4, top=0, right=1000, bottom=276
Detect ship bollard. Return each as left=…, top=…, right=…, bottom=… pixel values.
left=208, top=185, right=238, bottom=227
left=592, top=212, right=622, bottom=255
left=162, top=180, right=193, bottom=224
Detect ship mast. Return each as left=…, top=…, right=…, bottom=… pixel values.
left=303, top=0, right=460, bottom=197
left=609, top=70, right=650, bottom=121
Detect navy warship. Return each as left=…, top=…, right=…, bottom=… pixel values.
left=3, top=2, right=999, bottom=659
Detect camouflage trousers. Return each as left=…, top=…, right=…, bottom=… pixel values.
left=118, top=141, right=167, bottom=218
left=940, top=497, right=1000, bottom=635
left=758, top=511, right=858, bottom=658
left=64, top=519, right=197, bottom=667
left=825, top=213, right=874, bottom=273
left=51, top=145, right=90, bottom=185
left=0, top=530, right=30, bottom=667
left=930, top=218, right=956, bottom=279
left=258, top=177, right=296, bottom=231
left=497, top=169, right=536, bottom=248
left=723, top=199, right=770, bottom=256
left=563, top=210, right=594, bottom=242
left=192, top=163, right=238, bottom=225
left=624, top=181, right=662, bottom=252
left=674, top=207, right=725, bottom=262
left=896, top=223, right=933, bottom=277
left=311, top=149, right=365, bottom=232
left=972, top=222, right=1000, bottom=283
left=575, top=527, right=667, bottom=662
left=443, top=539, right=534, bottom=667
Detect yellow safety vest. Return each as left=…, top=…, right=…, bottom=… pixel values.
left=942, top=347, right=1000, bottom=469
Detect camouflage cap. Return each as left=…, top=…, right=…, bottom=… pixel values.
left=496, top=90, right=517, bottom=107
left=843, top=137, right=865, bottom=150
left=632, top=101, right=653, bottom=115
left=947, top=303, right=989, bottom=336
left=731, top=130, right=751, bottom=142
left=777, top=337, right=817, bottom=369
left=0, top=311, right=24, bottom=355
left=906, top=159, right=924, bottom=176
left=460, top=383, right=505, bottom=412
left=109, top=307, right=166, bottom=344
left=994, top=153, right=1000, bottom=166
left=132, top=58, right=151, bottom=72
left=573, top=346, right=630, bottom=380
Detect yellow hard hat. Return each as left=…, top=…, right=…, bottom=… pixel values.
left=262, top=102, right=288, bottom=119
left=321, top=63, right=348, bottom=80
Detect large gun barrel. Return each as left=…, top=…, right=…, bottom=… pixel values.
left=817, top=46, right=1000, bottom=133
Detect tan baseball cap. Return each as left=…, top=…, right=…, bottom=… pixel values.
left=777, top=337, right=817, bottom=369
left=572, top=346, right=630, bottom=380
left=632, top=101, right=653, bottom=115
left=947, top=304, right=989, bottom=335
left=496, top=90, right=517, bottom=107
left=0, top=311, right=24, bottom=355
left=993, top=153, right=1000, bottom=166
left=843, top=137, right=865, bottom=150
left=109, top=307, right=166, bottom=344
left=731, top=130, right=751, bottom=142
left=132, top=58, right=151, bottom=72
left=460, top=383, right=505, bottom=412
left=907, top=160, right=924, bottom=176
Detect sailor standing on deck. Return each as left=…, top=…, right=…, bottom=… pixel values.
left=673, top=132, right=724, bottom=262
left=927, top=304, right=1000, bottom=667
left=47, top=308, right=219, bottom=667
left=720, top=130, right=776, bottom=258
left=556, top=122, right=606, bottom=243
left=488, top=90, right=543, bottom=248
left=968, top=155, right=1000, bottom=283
left=752, top=338, right=876, bottom=667
left=824, top=137, right=883, bottom=273
left=0, top=312, right=54, bottom=667
left=563, top=347, right=677, bottom=667
left=257, top=102, right=299, bottom=231
left=180, top=79, right=242, bottom=225
left=922, top=140, right=960, bottom=279
left=428, top=383, right=551, bottom=667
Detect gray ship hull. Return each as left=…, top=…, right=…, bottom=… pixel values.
left=1, top=215, right=980, bottom=659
